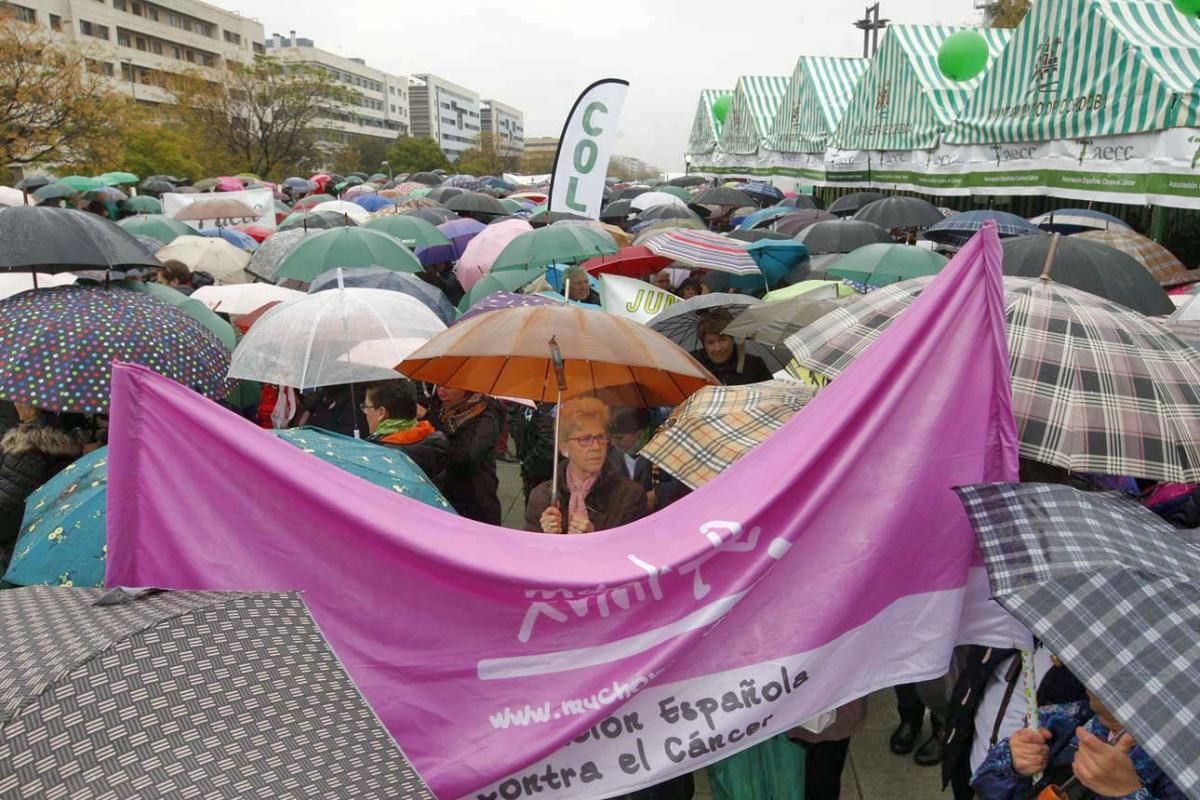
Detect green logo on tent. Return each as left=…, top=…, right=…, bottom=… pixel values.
left=1028, top=37, right=1063, bottom=96
left=1190, top=136, right=1200, bottom=169
left=1077, top=138, right=1094, bottom=165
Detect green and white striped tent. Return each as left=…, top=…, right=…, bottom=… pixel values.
left=687, top=89, right=733, bottom=157
left=836, top=25, right=1012, bottom=151
left=716, top=75, right=791, bottom=155
left=767, top=57, right=869, bottom=153
left=949, top=0, right=1200, bottom=144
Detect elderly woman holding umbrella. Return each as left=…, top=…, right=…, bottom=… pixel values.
left=524, top=398, right=647, bottom=534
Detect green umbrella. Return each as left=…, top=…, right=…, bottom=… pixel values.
left=497, top=198, right=524, bottom=214
left=491, top=225, right=618, bottom=272
left=456, top=268, right=544, bottom=313
left=824, top=244, right=949, bottom=287
left=31, top=183, right=79, bottom=202
left=275, top=227, right=423, bottom=282
left=117, top=214, right=194, bottom=245
left=657, top=186, right=693, bottom=203
left=409, top=187, right=433, bottom=198
left=98, top=171, right=139, bottom=187
left=120, top=196, right=162, bottom=214
left=362, top=215, right=452, bottom=250
left=57, top=175, right=103, bottom=192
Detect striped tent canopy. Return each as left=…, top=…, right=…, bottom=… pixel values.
left=836, top=25, right=1012, bottom=151
left=949, top=0, right=1200, bottom=144
left=768, top=57, right=869, bottom=154
left=716, top=75, right=791, bottom=156
left=687, top=89, right=733, bottom=157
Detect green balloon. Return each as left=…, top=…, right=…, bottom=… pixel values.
left=712, top=95, right=732, bottom=124
left=1172, top=0, right=1200, bottom=15
left=938, top=30, right=990, bottom=82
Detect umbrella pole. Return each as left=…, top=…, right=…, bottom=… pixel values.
left=548, top=336, right=567, bottom=527
left=1021, top=649, right=1042, bottom=782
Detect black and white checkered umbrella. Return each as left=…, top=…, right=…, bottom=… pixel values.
left=785, top=276, right=1200, bottom=483
left=0, top=587, right=433, bottom=800
left=956, top=483, right=1200, bottom=800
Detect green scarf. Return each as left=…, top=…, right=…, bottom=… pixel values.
left=376, top=418, right=418, bottom=436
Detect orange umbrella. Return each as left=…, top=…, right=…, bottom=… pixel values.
left=398, top=305, right=717, bottom=407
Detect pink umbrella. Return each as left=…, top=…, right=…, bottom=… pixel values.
left=343, top=185, right=372, bottom=199
left=454, top=219, right=533, bottom=290
left=216, top=176, right=244, bottom=192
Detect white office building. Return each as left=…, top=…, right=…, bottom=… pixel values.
left=265, top=33, right=410, bottom=152
left=481, top=99, right=525, bottom=157
left=408, top=74, right=481, bottom=162
left=13, top=0, right=266, bottom=104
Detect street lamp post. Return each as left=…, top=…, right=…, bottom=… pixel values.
left=381, top=160, right=392, bottom=180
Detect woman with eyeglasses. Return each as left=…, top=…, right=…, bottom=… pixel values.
left=524, top=397, right=648, bottom=535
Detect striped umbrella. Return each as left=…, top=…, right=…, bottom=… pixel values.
left=643, top=229, right=761, bottom=276
left=1075, top=228, right=1199, bottom=288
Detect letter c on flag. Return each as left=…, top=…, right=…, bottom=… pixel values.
left=583, top=102, right=607, bottom=136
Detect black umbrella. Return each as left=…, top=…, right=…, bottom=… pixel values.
left=0, top=207, right=163, bottom=274
left=796, top=219, right=894, bottom=255
left=409, top=172, right=443, bottom=187
left=727, top=230, right=792, bottom=243
left=445, top=192, right=507, bottom=216
left=138, top=178, right=176, bottom=196
left=771, top=210, right=838, bottom=238
left=15, top=175, right=52, bottom=192
left=1001, top=234, right=1174, bottom=316
left=828, top=191, right=885, bottom=217
left=31, top=183, right=79, bottom=202
left=427, top=186, right=463, bottom=203
left=278, top=210, right=360, bottom=231
left=853, top=196, right=944, bottom=230
left=693, top=187, right=755, bottom=207
left=600, top=199, right=634, bottom=220
left=528, top=210, right=590, bottom=226
left=612, top=186, right=650, bottom=201
left=775, top=195, right=820, bottom=210
left=668, top=176, right=709, bottom=187
left=401, top=207, right=459, bottom=225
left=0, top=587, right=435, bottom=800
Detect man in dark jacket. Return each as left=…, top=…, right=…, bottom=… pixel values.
left=0, top=406, right=82, bottom=573
left=363, top=380, right=448, bottom=489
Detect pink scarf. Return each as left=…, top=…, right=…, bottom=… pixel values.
left=564, top=464, right=599, bottom=522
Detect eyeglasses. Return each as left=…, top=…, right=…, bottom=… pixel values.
left=360, top=403, right=379, bottom=412
left=568, top=434, right=610, bottom=448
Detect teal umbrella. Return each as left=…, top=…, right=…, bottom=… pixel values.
left=117, top=214, right=194, bottom=245
left=825, top=244, right=949, bottom=287
left=490, top=226, right=618, bottom=272
left=57, top=175, right=103, bottom=192
left=456, top=268, right=544, bottom=313
left=98, top=171, right=139, bottom=187
left=363, top=214, right=453, bottom=251
left=2, top=428, right=453, bottom=589
left=120, top=195, right=162, bottom=214
left=275, top=228, right=422, bottom=282
left=32, top=183, right=79, bottom=202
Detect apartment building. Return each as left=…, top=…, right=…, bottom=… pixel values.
left=14, top=0, right=265, bottom=103
left=480, top=99, right=525, bottom=157
left=408, top=74, right=481, bottom=163
left=264, top=33, right=409, bottom=151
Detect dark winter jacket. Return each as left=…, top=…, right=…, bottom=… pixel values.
left=370, top=423, right=449, bottom=490
left=689, top=347, right=774, bottom=386
left=525, top=460, right=648, bottom=533
left=435, top=399, right=503, bottom=525
left=0, top=424, right=81, bottom=571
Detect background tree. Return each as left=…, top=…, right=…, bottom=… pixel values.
left=519, top=150, right=555, bottom=175
left=168, top=56, right=357, bottom=179
left=386, top=136, right=452, bottom=174
left=0, top=12, right=129, bottom=169
left=333, top=134, right=392, bottom=176
left=456, top=132, right=520, bottom=176
left=71, top=105, right=212, bottom=180
left=983, top=0, right=1031, bottom=27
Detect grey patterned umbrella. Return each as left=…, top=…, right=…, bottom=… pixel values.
left=786, top=276, right=1200, bottom=482
left=0, top=587, right=434, bottom=800
left=246, top=228, right=313, bottom=282
left=956, top=483, right=1200, bottom=800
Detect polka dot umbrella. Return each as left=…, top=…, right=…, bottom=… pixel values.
left=0, top=285, right=230, bottom=414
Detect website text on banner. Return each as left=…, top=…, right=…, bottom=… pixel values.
left=548, top=79, right=629, bottom=220
left=104, top=226, right=1028, bottom=800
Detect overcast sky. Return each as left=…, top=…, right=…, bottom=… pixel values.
left=235, top=0, right=986, bottom=171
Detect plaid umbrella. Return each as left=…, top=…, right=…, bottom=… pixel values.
left=640, top=379, right=815, bottom=488
left=736, top=181, right=784, bottom=203
left=955, top=483, right=1200, bottom=799
left=0, top=586, right=435, bottom=800
left=0, top=285, right=229, bottom=414
left=1075, top=228, right=1200, bottom=288
left=643, top=229, right=761, bottom=276
left=925, top=210, right=1044, bottom=247
left=787, top=276, right=1200, bottom=482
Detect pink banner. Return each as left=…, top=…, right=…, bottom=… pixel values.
left=106, top=226, right=1029, bottom=799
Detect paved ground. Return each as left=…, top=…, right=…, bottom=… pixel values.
left=495, top=461, right=945, bottom=799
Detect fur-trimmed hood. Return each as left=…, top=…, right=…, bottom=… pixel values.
left=1, top=424, right=81, bottom=459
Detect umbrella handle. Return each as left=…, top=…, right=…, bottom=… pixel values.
left=1039, top=235, right=1060, bottom=281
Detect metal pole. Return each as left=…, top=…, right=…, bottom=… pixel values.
left=548, top=336, right=568, bottom=531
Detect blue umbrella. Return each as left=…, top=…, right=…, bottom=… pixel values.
left=353, top=194, right=397, bottom=212
left=729, top=240, right=810, bottom=291
left=737, top=181, right=784, bottom=204
left=308, top=266, right=456, bottom=325
left=198, top=226, right=259, bottom=252
left=925, top=210, right=1045, bottom=247
left=438, top=218, right=486, bottom=259
left=2, top=429, right=452, bottom=589
left=736, top=207, right=798, bottom=231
